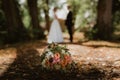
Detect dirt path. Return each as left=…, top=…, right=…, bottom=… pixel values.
left=0, top=32, right=120, bottom=79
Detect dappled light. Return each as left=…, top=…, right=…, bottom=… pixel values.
left=0, top=48, right=17, bottom=75
left=0, top=48, right=42, bottom=79
left=0, top=0, right=120, bottom=79
left=0, top=38, right=120, bottom=79
left=81, top=41, right=120, bottom=48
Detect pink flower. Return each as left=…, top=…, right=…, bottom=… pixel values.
left=64, top=54, right=72, bottom=64
left=54, top=53, right=60, bottom=60
left=53, top=58, right=60, bottom=64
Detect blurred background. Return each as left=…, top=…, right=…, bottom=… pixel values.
left=0, top=0, right=120, bottom=45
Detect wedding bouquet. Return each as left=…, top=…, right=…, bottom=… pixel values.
left=40, top=43, right=74, bottom=71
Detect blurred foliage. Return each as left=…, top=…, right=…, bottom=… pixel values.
left=37, top=0, right=63, bottom=21
left=18, top=0, right=31, bottom=29
left=112, top=0, right=120, bottom=31
left=67, top=0, right=120, bottom=34
left=67, top=0, right=98, bottom=31
left=0, top=0, right=120, bottom=44
left=68, top=0, right=120, bottom=40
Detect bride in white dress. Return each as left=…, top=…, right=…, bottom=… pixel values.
left=47, top=7, right=64, bottom=43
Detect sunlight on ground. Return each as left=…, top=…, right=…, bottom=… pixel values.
left=82, top=40, right=120, bottom=48
left=64, top=32, right=120, bottom=48
left=0, top=48, right=17, bottom=75
left=36, top=42, right=120, bottom=68
left=67, top=44, right=120, bottom=60
left=0, top=32, right=120, bottom=79
left=63, top=32, right=84, bottom=43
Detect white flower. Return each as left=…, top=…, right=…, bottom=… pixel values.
left=46, top=51, right=53, bottom=59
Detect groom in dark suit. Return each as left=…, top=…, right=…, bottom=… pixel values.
left=65, top=5, right=74, bottom=43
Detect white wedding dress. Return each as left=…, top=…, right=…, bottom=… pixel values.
left=47, top=14, right=64, bottom=43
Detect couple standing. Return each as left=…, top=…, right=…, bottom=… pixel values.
left=47, top=6, right=74, bottom=43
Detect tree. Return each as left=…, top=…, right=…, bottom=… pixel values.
left=112, top=0, right=120, bottom=31
left=27, top=0, right=45, bottom=39
left=93, top=0, right=113, bottom=40
left=44, top=0, right=50, bottom=31
left=1, top=0, right=28, bottom=43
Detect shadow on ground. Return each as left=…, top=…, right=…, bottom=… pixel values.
left=0, top=39, right=120, bottom=80
left=0, top=48, right=42, bottom=80
left=0, top=48, right=113, bottom=80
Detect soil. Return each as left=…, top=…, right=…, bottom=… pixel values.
left=0, top=32, right=120, bottom=80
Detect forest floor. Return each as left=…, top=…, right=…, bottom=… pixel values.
left=0, top=32, right=120, bottom=80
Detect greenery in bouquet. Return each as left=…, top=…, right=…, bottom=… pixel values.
left=40, top=43, right=76, bottom=72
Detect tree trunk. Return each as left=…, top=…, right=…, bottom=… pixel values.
left=27, top=0, right=45, bottom=39
left=2, top=0, right=23, bottom=30
left=27, top=0, right=39, bottom=29
left=1, top=0, right=28, bottom=43
left=93, top=0, right=113, bottom=40
left=44, top=0, right=50, bottom=31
